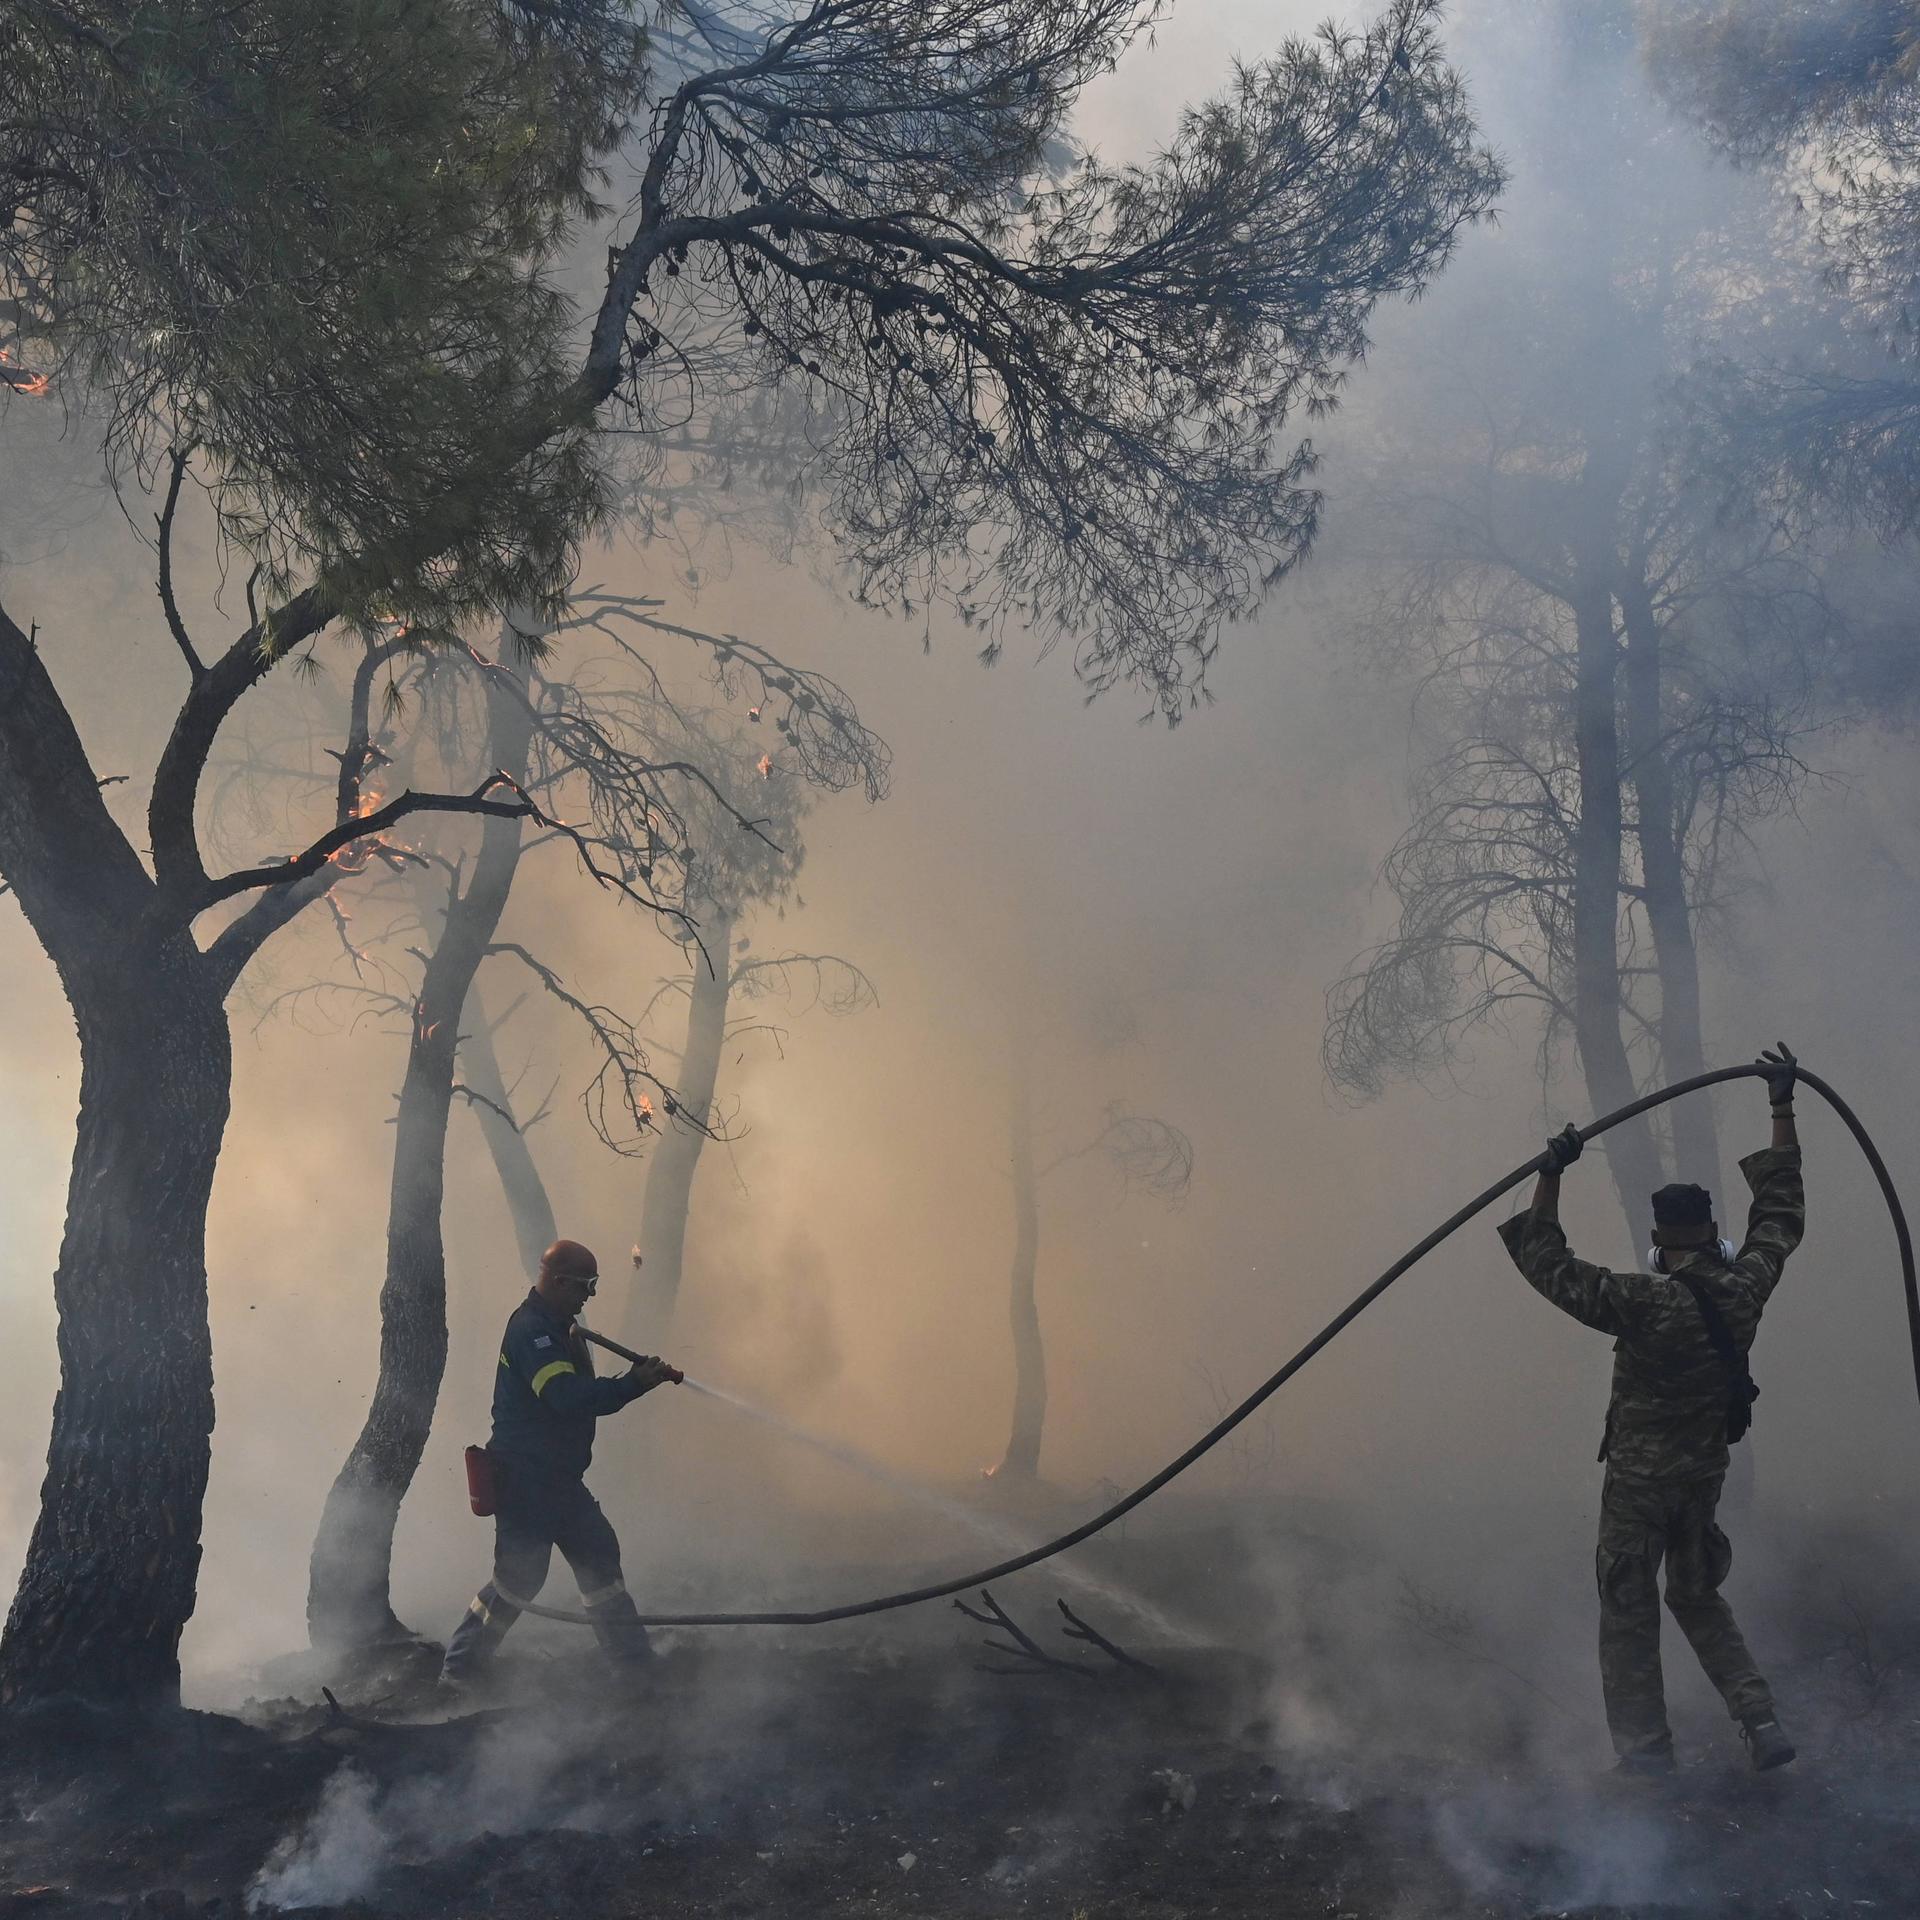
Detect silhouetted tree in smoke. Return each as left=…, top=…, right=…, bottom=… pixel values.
left=987, top=999, right=1191, bottom=1486
left=1648, top=4, right=1920, bottom=556
left=302, top=616, right=777, bottom=1651
left=628, top=939, right=879, bottom=1341
left=0, top=0, right=1497, bottom=1705
left=1324, top=9, right=1833, bottom=1235
left=0, top=0, right=652, bottom=1710
left=614, top=672, right=883, bottom=1335
left=247, top=598, right=884, bottom=1648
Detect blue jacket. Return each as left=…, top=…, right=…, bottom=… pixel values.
left=490, top=1290, right=640, bottom=1481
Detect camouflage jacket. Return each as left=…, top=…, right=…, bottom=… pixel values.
left=1497, top=1146, right=1803, bottom=1483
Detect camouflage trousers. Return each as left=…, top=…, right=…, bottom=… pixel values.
left=1596, top=1470, right=1774, bottom=1759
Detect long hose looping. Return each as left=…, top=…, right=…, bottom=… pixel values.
left=526, top=1064, right=1914, bottom=1631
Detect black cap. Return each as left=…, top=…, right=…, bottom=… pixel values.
left=1650, top=1182, right=1714, bottom=1230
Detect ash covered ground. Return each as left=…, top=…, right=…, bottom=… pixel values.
left=3, top=1507, right=1915, bottom=1920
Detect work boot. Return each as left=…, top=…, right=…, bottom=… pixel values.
left=1741, top=1716, right=1796, bottom=1771
left=1610, top=1746, right=1675, bottom=1780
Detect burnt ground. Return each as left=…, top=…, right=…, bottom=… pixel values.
left=2, top=1518, right=1917, bottom=1920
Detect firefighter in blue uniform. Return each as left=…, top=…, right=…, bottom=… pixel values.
left=441, top=1238, right=677, bottom=1683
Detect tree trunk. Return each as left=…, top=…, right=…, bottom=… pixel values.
left=0, top=610, right=238, bottom=1708
left=459, top=980, right=557, bottom=1277
left=306, top=641, right=535, bottom=1651
left=1569, top=573, right=1665, bottom=1237
left=1618, top=570, right=1724, bottom=1197
left=0, top=943, right=230, bottom=1708
left=623, top=908, right=736, bottom=1342
left=996, top=1034, right=1045, bottom=1482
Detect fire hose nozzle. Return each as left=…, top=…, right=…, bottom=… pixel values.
left=579, top=1323, right=682, bottom=1384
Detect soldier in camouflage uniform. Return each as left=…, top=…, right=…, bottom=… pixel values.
left=1497, top=1045, right=1803, bottom=1774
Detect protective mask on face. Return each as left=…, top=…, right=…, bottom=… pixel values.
left=1646, top=1239, right=1736, bottom=1276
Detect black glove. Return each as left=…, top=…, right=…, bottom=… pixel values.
left=1757, top=1041, right=1797, bottom=1108
left=1540, top=1122, right=1583, bottom=1175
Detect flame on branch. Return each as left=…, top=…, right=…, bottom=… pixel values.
left=0, top=347, right=49, bottom=395
left=199, top=771, right=623, bottom=909
left=485, top=939, right=709, bottom=1157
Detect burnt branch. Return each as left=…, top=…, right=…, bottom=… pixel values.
left=955, top=1590, right=1098, bottom=1679
left=248, top=979, right=413, bottom=1039
left=1056, top=1599, right=1156, bottom=1673
left=485, top=939, right=715, bottom=1155
left=155, top=442, right=202, bottom=678
left=202, top=769, right=665, bottom=922
left=450, top=1082, right=521, bottom=1131
left=202, top=774, right=535, bottom=906
left=202, top=636, right=419, bottom=988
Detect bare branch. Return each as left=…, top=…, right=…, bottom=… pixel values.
left=485, top=939, right=714, bottom=1156
left=1039, top=1103, right=1192, bottom=1203
left=451, top=1082, right=522, bottom=1131
left=155, top=442, right=202, bottom=678
left=954, top=1590, right=1098, bottom=1679
left=729, top=950, right=878, bottom=1014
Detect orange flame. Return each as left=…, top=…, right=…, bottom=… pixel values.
left=756, top=752, right=773, bottom=780
left=0, top=347, right=50, bottom=397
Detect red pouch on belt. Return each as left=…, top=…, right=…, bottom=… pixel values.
left=464, top=1444, right=498, bottom=1517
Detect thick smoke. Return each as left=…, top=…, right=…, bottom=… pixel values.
left=0, top=30, right=1915, bottom=1892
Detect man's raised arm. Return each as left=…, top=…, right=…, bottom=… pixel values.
left=1497, top=1124, right=1638, bottom=1336
left=1734, top=1043, right=1805, bottom=1303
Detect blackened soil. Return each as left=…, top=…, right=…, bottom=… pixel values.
left=1, top=1630, right=1915, bottom=1920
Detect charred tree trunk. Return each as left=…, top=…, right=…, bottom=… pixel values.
left=307, top=642, right=535, bottom=1651
left=623, top=909, right=736, bottom=1342
left=0, top=946, right=230, bottom=1707
left=1569, top=573, right=1665, bottom=1237
left=0, top=611, right=240, bottom=1708
left=1618, top=570, right=1723, bottom=1195
left=459, top=980, right=557, bottom=1277
left=996, top=1035, right=1045, bottom=1482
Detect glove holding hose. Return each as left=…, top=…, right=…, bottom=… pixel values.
left=1759, top=1042, right=1799, bottom=1150
left=1760, top=1043, right=1797, bottom=1110
left=1540, top=1122, right=1584, bottom=1177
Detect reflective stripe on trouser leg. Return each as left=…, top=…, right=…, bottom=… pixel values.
left=442, top=1581, right=525, bottom=1676
left=545, top=1480, right=651, bottom=1665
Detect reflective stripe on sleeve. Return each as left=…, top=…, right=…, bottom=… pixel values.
left=499, top=1352, right=509, bottom=1369
left=529, top=1359, right=578, bottom=1397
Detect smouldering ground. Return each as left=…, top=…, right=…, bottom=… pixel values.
left=2, top=1599, right=1916, bottom=1920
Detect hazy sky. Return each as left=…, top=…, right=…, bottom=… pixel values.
left=3, top=0, right=1917, bottom=1701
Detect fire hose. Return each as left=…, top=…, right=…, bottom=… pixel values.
left=510, top=1062, right=1917, bottom=1630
